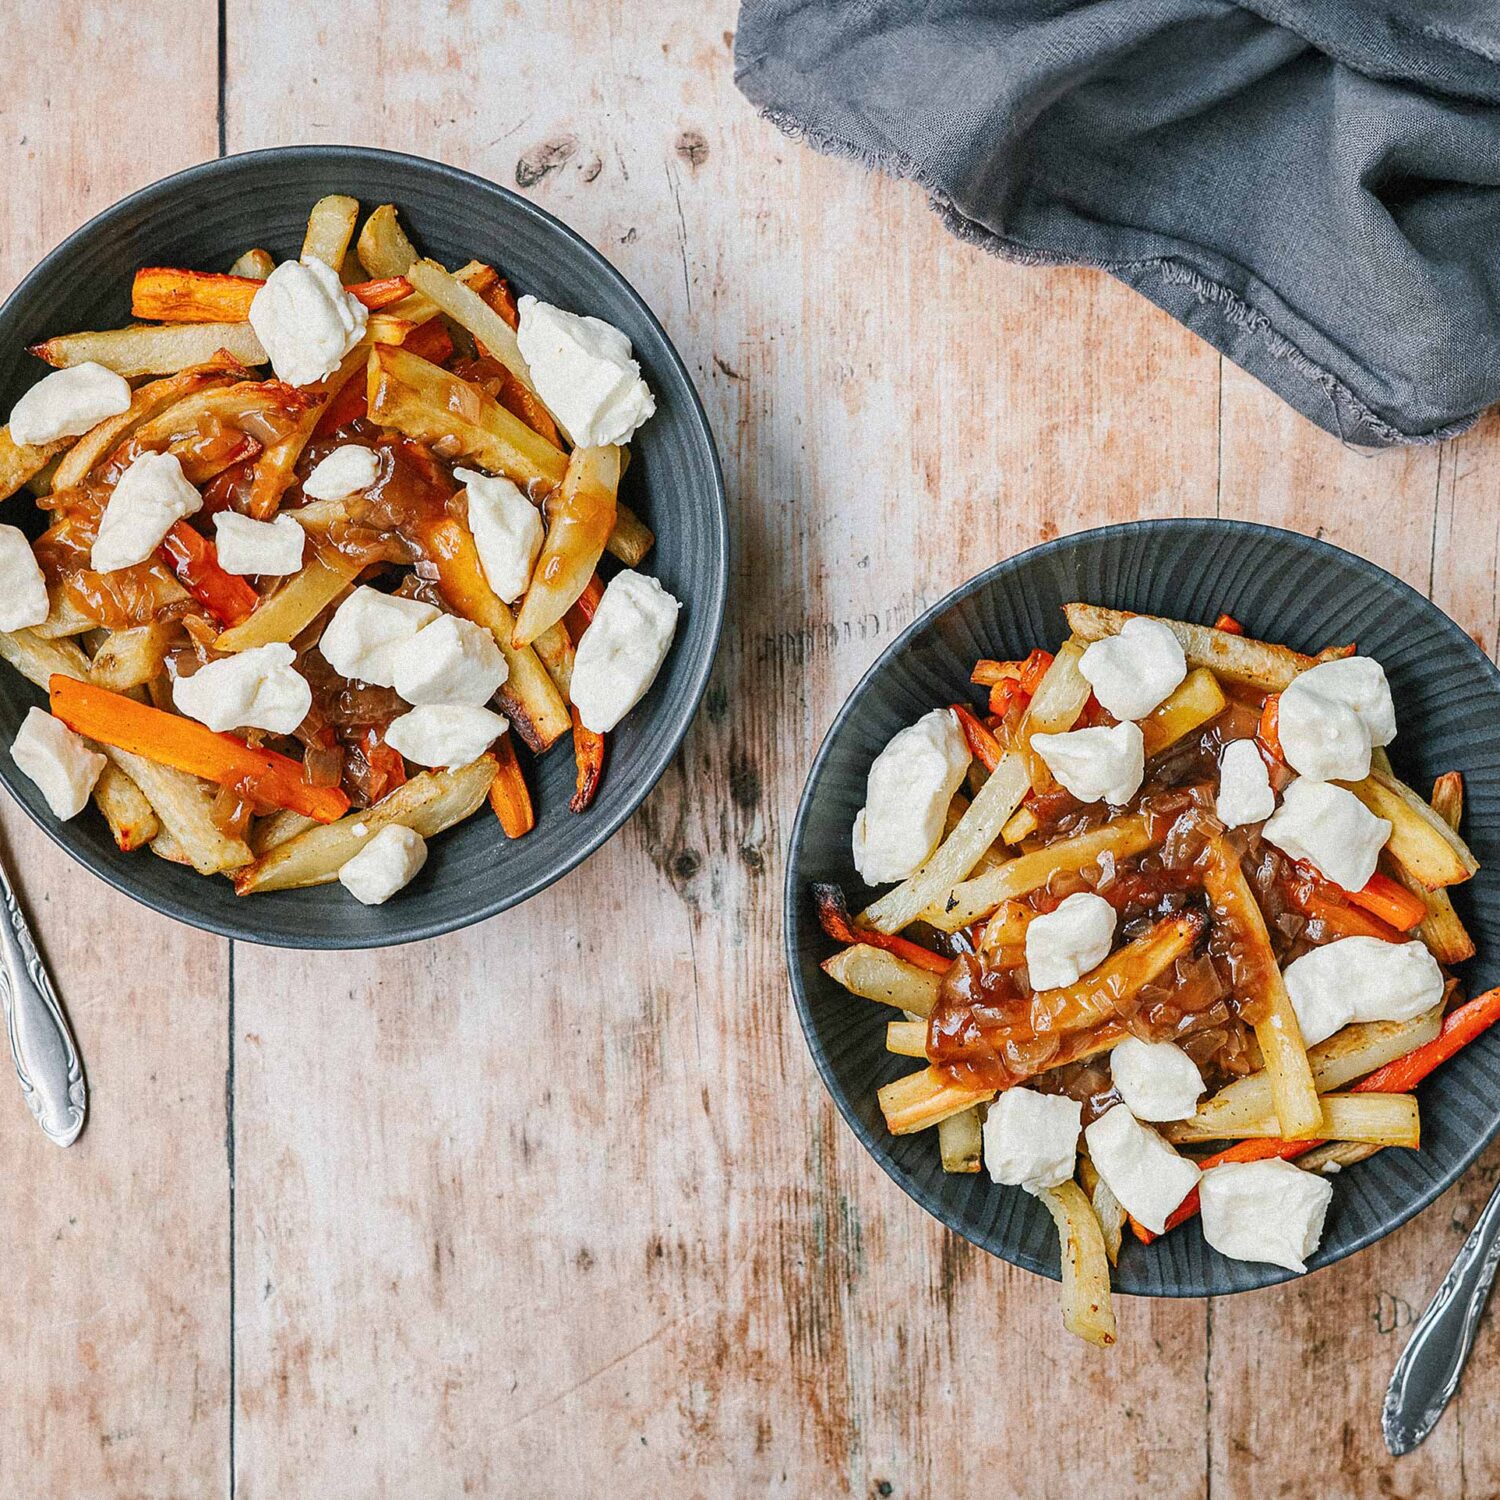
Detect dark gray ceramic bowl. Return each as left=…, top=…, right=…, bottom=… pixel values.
left=786, top=520, right=1500, bottom=1296
left=0, top=146, right=727, bottom=948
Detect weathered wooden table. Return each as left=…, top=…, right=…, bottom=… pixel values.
left=4, top=4, right=1498, bottom=1495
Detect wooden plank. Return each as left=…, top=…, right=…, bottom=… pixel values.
left=0, top=5, right=226, bottom=1495
left=225, top=7, right=1219, bottom=1494
left=1210, top=364, right=1468, bottom=1496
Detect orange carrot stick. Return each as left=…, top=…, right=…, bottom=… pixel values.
left=1345, top=872, right=1428, bottom=933
left=950, top=703, right=1002, bottom=774
left=48, top=675, right=348, bottom=823
left=1214, top=613, right=1244, bottom=635
left=488, top=733, right=534, bottom=838
left=812, top=883, right=953, bottom=975
left=159, top=521, right=260, bottom=626
left=131, top=267, right=412, bottom=323
left=568, top=710, right=606, bottom=813
left=1257, top=693, right=1283, bottom=762
left=1134, top=985, right=1500, bottom=1243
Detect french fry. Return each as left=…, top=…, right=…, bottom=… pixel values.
left=821, top=944, right=945, bottom=1018
left=301, top=194, right=361, bottom=270
left=1342, top=768, right=1478, bottom=890
left=0, top=427, right=71, bottom=503
left=1432, top=772, right=1464, bottom=829
left=356, top=204, right=419, bottom=278
left=29, top=323, right=267, bottom=377
left=926, top=815, right=1156, bottom=933
left=150, top=828, right=192, bottom=865
left=603, top=501, right=655, bottom=567
left=228, top=248, right=275, bottom=280
left=248, top=808, right=317, bottom=856
left=513, top=444, right=621, bottom=646
left=1018, top=639, right=1090, bottom=791
left=52, top=367, right=243, bottom=490
left=814, top=882, right=952, bottom=973
left=885, top=1019, right=928, bottom=1058
left=32, top=591, right=99, bottom=640
left=212, top=552, right=360, bottom=653
left=88, top=624, right=171, bottom=692
left=861, top=754, right=1028, bottom=935
left=93, top=763, right=159, bottom=851
left=1078, top=1155, right=1125, bottom=1267
left=405, top=259, right=541, bottom=399
left=1063, top=603, right=1325, bottom=690
left=1037, top=1181, right=1117, bottom=1349
left=938, top=1106, right=984, bottom=1173
left=366, top=343, right=568, bottom=489
left=1172, top=1007, right=1444, bottom=1141
left=1201, top=836, right=1321, bottom=1139
left=233, top=756, right=496, bottom=894
left=1140, top=667, right=1227, bottom=756
left=108, top=748, right=253, bottom=875
left=878, top=1067, right=995, bottom=1134
left=49, top=676, right=349, bottom=824
left=1298, top=1140, right=1382, bottom=1175
left=1173, top=1092, right=1419, bottom=1147
left=416, top=514, right=571, bottom=751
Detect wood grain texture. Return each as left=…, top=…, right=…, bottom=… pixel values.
left=0, top=6, right=227, bottom=1495
left=1, top=1, right=1497, bottom=1495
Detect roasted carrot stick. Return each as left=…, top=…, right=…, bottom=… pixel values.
left=1345, top=872, right=1428, bottom=933
left=812, top=883, right=953, bottom=975
left=562, top=572, right=606, bottom=644
left=488, top=733, right=535, bottom=838
left=1214, top=613, right=1244, bottom=635
left=568, top=710, right=606, bottom=813
left=159, top=521, right=260, bottom=626
left=951, top=703, right=1003, bottom=774
left=131, top=267, right=413, bottom=323
left=1286, top=865, right=1409, bottom=943
left=49, top=675, right=348, bottom=822
left=1257, top=693, right=1283, bottom=762
left=1133, top=985, right=1500, bottom=1243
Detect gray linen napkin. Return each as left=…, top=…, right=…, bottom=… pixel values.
left=734, top=0, right=1500, bottom=447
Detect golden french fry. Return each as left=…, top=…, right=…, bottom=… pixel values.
left=302, top=194, right=361, bottom=270
left=213, top=553, right=360, bottom=654
left=885, top=1019, right=928, bottom=1058
left=234, top=756, right=496, bottom=894
left=1202, top=836, right=1321, bottom=1139
left=357, top=204, right=419, bottom=278
left=405, top=258, right=539, bottom=398
left=821, top=943, right=945, bottom=1018
left=938, top=1106, right=983, bottom=1173
left=228, top=248, right=275, bottom=280
left=0, top=428, right=71, bottom=503
left=88, top=625, right=171, bottom=691
left=29, top=323, right=266, bottom=378
left=93, top=763, right=159, bottom=851
left=1341, top=768, right=1478, bottom=890
left=513, top=444, right=620, bottom=646
left=1037, top=1181, right=1117, bottom=1349
left=1140, top=667, right=1227, bottom=757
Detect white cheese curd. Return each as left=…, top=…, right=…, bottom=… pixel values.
left=1198, top=1158, right=1333, bottom=1273
left=454, top=467, right=543, bottom=604
left=384, top=704, right=508, bottom=768
left=171, top=642, right=312, bottom=735
left=1282, top=935, right=1444, bottom=1047
left=515, top=295, right=656, bottom=447
left=8, top=362, right=130, bottom=446
left=851, top=708, right=971, bottom=886
left=1078, top=616, right=1187, bottom=721
left=1109, top=1038, right=1204, bottom=1122
left=337, top=824, right=428, bottom=905
left=10, top=707, right=105, bottom=820
left=390, top=614, right=507, bottom=707
left=1031, top=721, right=1144, bottom=806
left=1277, top=655, right=1396, bottom=782
left=1262, top=777, right=1391, bottom=891
left=91, top=451, right=203, bottom=572
left=0, top=525, right=49, bottom=631
left=318, top=587, right=440, bottom=688
left=570, top=569, right=682, bottom=733
left=1084, top=1105, right=1202, bottom=1235
left=1215, top=738, right=1276, bottom=828
left=302, top=443, right=380, bottom=500
left=1024, top=891, right=1116, bottom=990
left=982, top=1088, right=1082, bottom=1193
left=213, top=512, right=305, bottom=576
left=247, top=258, right=368, bottom=388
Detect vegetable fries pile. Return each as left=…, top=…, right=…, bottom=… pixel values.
left=0, top=194, right=680, bottom=903
left=816, top=604, right=1495, bottom=1347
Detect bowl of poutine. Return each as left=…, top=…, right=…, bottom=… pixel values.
left=0, top=146, right=726, bottom=947
left=787, top=520, right=1500, bottom=1332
